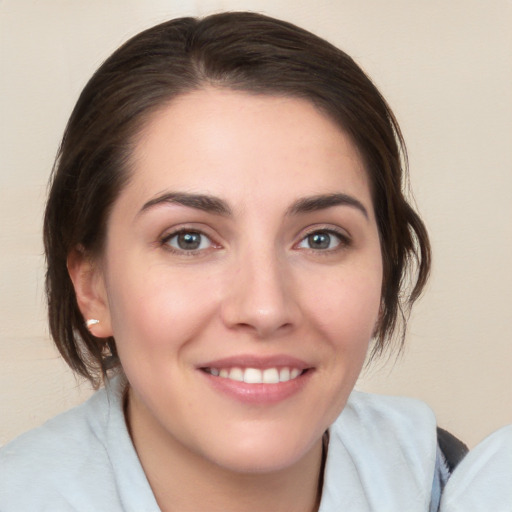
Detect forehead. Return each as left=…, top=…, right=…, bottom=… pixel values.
left=126, top=88, right=372, bottom=213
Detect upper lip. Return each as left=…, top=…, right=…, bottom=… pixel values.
left=198, top=354, right=311, bottom=370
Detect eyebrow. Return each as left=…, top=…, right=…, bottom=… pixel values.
left=287, top=193, right=369, bottom=219
left=140, top=192, right=232, bottom=216
left=139, top=191, right=368, bottom=219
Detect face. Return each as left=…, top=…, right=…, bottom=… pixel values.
left=83, top=89, right=383, bottom=474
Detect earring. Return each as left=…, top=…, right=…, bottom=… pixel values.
left=86, top=319, right=100, bottom=328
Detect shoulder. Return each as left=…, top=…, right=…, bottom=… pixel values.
left=0, top=380, right=128, bottom=510
left=338, top=390, right=437, bottom=444
left=319, top=391, right=438, bottom=512
left=343, top=390, right=436, bottom=424
left=332, top=390, right=438, bottom=465
left=440, top=424, right=512, bottom=512
left=1, top=386, right=109, bottom=469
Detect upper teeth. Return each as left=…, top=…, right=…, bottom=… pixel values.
left=207, top=367, right=302, bottom=384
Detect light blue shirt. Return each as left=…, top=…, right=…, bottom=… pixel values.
left=1, top=378, right=440, bottom=511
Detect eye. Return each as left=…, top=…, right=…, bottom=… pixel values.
left=163, top=230, right=213, bottom=252
left=297, top=230, right=346, bottom=251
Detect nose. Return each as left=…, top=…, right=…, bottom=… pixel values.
left=220, top=249, right=300, bottom=339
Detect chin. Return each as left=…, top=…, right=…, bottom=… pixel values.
left=201, top=426, right=321, bottom=475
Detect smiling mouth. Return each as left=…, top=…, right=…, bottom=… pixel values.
left=202, top=367, right=306, bottom=384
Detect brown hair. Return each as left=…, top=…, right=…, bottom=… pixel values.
left=44, top=11, right=430, bottom=386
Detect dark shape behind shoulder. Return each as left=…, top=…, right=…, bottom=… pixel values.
left=437, top=427, right=469, bottom=473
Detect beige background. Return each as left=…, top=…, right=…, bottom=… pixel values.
left=1, top=0, right=511, bottom=449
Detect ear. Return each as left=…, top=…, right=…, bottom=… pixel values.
left=67, top=246, right=113, bottom=338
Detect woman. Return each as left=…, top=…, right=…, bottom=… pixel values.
left=1, top=12, right=443, bottom=511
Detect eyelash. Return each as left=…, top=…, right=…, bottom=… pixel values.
left=159, top=226, right=351, bottom=256
left=295, top=227, right=351, bottom=253
left=160, top=228, right=217, bottom=256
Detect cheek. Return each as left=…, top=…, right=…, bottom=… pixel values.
left=298, top=269, right=382, bottom=424
left=305, top=265, right=382, bottom=343
left=105, top=264, right=219, bottom=354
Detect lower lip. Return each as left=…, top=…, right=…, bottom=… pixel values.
left=199, top=370, right=312, bottom=404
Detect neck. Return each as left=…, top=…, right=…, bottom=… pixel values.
left=125, top=389, right=325, bottom=512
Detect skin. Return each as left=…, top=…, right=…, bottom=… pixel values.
left=69, top=88, right=383, bottom=512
